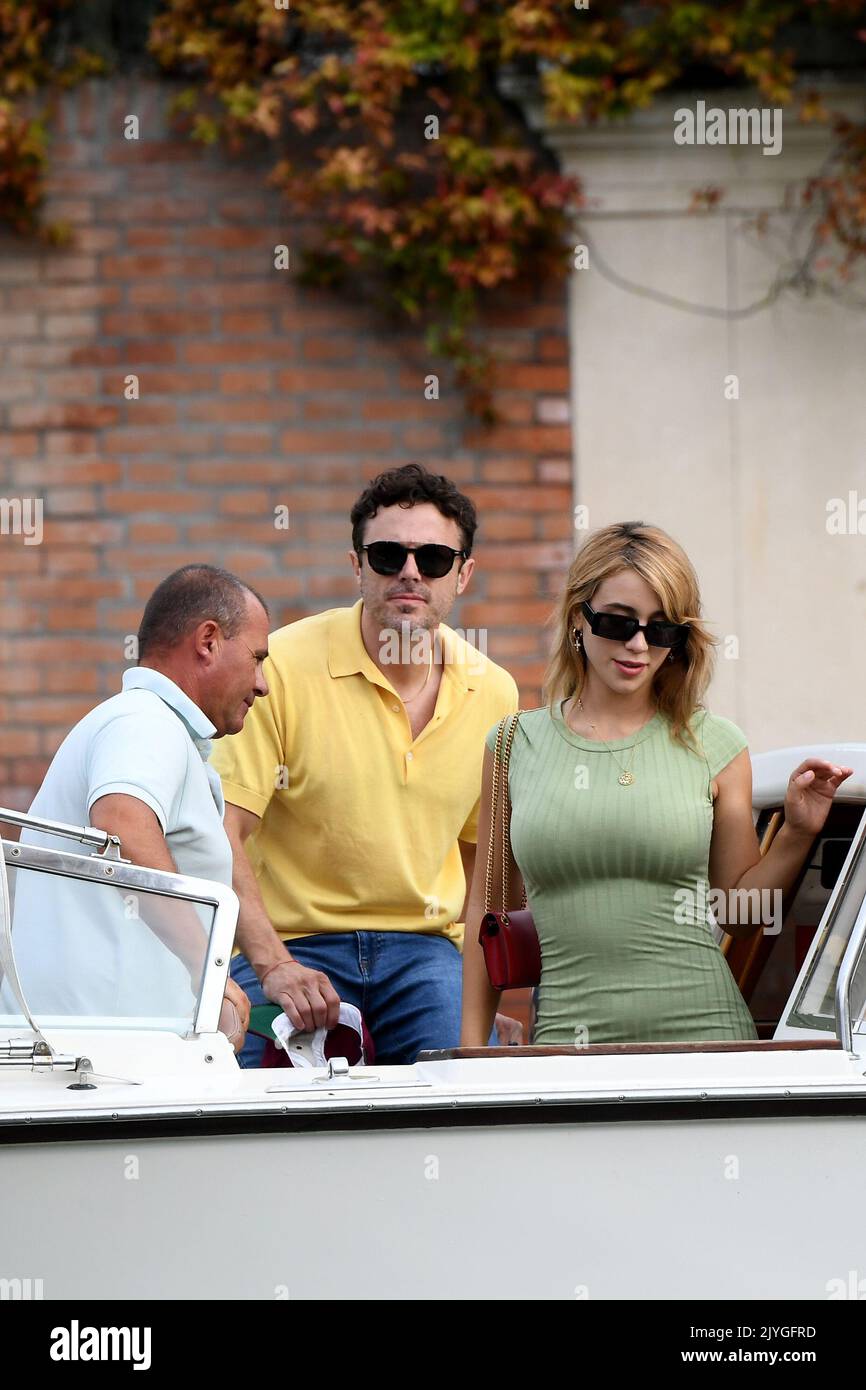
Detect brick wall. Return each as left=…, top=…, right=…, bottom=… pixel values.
left=0, top=78, right=574, bottom=811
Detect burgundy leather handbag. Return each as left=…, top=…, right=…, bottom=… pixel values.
left=479, top=711, right=542, bottom=990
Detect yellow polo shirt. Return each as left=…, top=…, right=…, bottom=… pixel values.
left=210, top=600, right=518, bottom=948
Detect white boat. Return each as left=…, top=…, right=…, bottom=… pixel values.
left=2, top=743, right=866, bottom=1301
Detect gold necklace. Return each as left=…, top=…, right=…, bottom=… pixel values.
left=400, top=648, right=434, bottom=705
left=575, top=695, right=644, bottom=786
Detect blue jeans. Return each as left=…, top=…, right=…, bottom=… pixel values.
left=231, top=931, right=464, bottom=1068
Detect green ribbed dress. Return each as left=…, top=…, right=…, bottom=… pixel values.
left=485, top=703, right=757, bottom=1045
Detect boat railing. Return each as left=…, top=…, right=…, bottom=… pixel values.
left=0, top=806, right=240, bottom=1041
left=0, top=806, right=123, bottom=858
left=834, top=891, right=866, bottom=1056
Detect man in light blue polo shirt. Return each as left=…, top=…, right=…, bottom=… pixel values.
left=9, top=564, right=269, bottom=1044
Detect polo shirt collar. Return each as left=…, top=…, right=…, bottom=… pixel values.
left=122, top=666, right=217, bottom=757
left=327, top=599, right=479, bottom=692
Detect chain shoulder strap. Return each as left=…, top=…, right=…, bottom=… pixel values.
left=484, top=711, right=528, bottom=922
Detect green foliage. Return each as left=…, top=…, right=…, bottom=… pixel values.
left=0, top=0, right=864, bottom=413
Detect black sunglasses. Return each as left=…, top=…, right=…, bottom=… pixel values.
left=581, top=600, right=688, bottom=649
left=358, top=542, right=468, bottom=579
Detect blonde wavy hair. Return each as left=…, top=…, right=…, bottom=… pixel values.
left=544, top=521, right=718, bottom=750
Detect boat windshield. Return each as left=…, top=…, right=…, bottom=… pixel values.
left=784, top=806, right=866, bottom=1036
left=0, top=833, right=237, bottom=1037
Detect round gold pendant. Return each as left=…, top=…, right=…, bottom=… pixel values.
left=618, top=771, right=635, bottom=786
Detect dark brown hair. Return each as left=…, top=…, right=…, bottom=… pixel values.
left=350, top=463, right=478, bottom=555
left=138, top=564, right=268, bottom=658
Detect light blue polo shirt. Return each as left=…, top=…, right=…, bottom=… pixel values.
left=7, top=668, right=233, bottom=1019
left=25, top=667, right=232, bottom=884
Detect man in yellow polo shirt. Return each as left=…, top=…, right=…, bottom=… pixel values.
left=210, top=462, right=519, bottom=1065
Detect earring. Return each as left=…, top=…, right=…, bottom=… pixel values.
left=571, top=627, right=583, bottom=652
left=667, top=650, right=675, bottom=662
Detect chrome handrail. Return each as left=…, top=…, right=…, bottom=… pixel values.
left=0, top=817, right=55, bottom=1055
left=834, top=893, right=866, bottom=1055
left=0, top=806, right=122, bottom=859
left=2, top=836, right=238, bottom=1037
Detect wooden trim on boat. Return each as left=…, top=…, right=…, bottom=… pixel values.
left=418, top=1039, right=842, bottom=1060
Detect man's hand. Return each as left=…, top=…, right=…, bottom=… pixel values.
left=494, top=1012, right=524, bottom=1046
left=219, top=976, right=251, bottom=1052
left=261, top=959, right=341, bottom=1033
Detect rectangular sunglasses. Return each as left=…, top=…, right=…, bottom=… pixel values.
left=581, top=600, right=688, bottom=649
left=358, top=541, right=468, bottom=579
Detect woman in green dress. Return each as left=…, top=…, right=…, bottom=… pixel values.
left=461, top=521, right=852, bottom=1046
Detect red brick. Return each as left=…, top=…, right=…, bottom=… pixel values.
left=218, top=490, right=272, bottom=514
left=184, top=341, right=284, bottom=365
left=112, top=370, right=212, bottom=394
left=42, top=370, right=101, bottom=398
left=219, top=370, right=275, bottom=394
left=42, top=255, right=99, bottom=279
left=0, top=432, right=39, bottom=457
left=44, top=489, right=100, bottom=515
left=461, top=600, right=554, bottom=627
left=464, top=425, right=571, bottom=455
left=45, top=604, right=99, bottom=630
left=102, top=312, right=212, bottom=337
left=44, top=314, right=98, bottom=339
left=303, top=398, right=356, bottom=421
left=0, top=313, right=38, bottom=337
left=0, top=730, right=40, bottom=757
left=486, top=573, right=543, bottom=598
left=185, top=459, right=296, bottom=485
left=42, top=199, right=94, bottom=224
left=276, top=368, right=389, bottom=392
left=220, top=312, right=275, bottom=335
left=538, top=334, right=569, bottom=362
left=43, top=550, right=100, bottom=574
left=102, top=490, right=205, bottom=513
left=479, top=514, right=537, bottom=541
left=41, top=667, right=102, bottom=694
left=128, top=282, right=180, bottom=306
left=17, top=576, right=124, bottom=600
left=128, top=522, right=181, bottom=544
left=102, top=255, right=215, bottom=279
left=8, top=345, right=76, bottom=368
left=127, top=462, right=181, bottom=483
left=185, top=520, right=278, bottom=544
left=74, top=228, right=121, bottom=252
left=9, top=403, right=119, bottom=430
left=127, top=227, right=176, bottom=249
left=41, top=519, right=124, bottom=545
left=498, top=365, right=570, bottom=391
left=183, top=227, right=271, bottom=249
left=44, top=432, right=100, bottom=454
left=278, top=429, right=393, bottom=455
left=537, top=458, right=572, bottom=483
left=8, top=285, right=121, bottom=311
left=302, top=337, right=358, bottom=363
left=403, top=426, right=445, bottom=449
left=122, top=403, right=179, bottom=426
left=0, top=377, right=36, bottom=402
left=479, top=460, right=536, bottom=483
left=69, top=344, right=124, bottom=366
left=186, top=282, right=281, bottom=309
left=101, top=430, right=213, bottom=454
left=480, top=542, right=573, bottom=571
left=470, top=485, right=572, bottom=512
left=185, top=401, right=293, bottom=424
